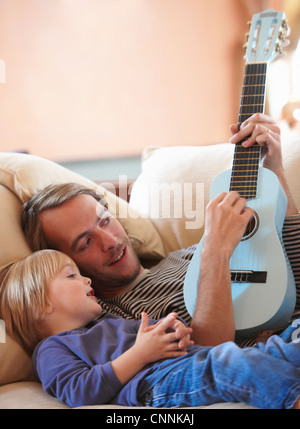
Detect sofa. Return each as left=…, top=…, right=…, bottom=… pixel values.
left=0, top=124, right=300, bottom=409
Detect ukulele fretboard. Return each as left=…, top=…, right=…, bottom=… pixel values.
left=230, top=62, right=267, bottom=199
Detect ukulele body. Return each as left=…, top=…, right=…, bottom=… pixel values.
left=183, top=166, right=296, bottom=339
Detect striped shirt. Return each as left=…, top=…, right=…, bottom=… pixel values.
left=99, top=215, right=300, bottom=345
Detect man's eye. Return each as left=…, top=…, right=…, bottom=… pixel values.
left=103, top=216, right=111, bottom=225
left=98, top=215, right=111, bottom=227
left=79, top=238, right=91, bottom=252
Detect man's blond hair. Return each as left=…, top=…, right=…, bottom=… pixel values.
left=22, top=183, right=107, bottom=252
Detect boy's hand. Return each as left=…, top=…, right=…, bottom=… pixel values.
left=134, top=312, right=193, bottom=366
left=111, top=313, right=192, bottom=386
left=144, top=313, right=194, bottom=352
left=169, top=318, right=194, bottom=352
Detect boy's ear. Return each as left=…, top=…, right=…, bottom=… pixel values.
left=38, top=303, right=54, bottom=319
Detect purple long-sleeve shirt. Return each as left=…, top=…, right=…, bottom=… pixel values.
left=32, top=313, right=187, bottom=407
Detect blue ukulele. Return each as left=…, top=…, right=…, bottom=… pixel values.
left=183, top=9, right=296, bottom=339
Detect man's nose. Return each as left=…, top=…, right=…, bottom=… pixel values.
left=96, top=229, right=118, bottom=251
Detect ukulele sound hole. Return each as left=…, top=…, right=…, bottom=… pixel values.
left=242, top=210, right=259, bottom=241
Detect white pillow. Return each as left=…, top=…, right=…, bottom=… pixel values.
left=130, top=136, right=300, bottom=254
left=130, top=144, right=233, bottom=253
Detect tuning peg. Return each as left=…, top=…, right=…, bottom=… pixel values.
left=245, top=32, right=250, bottom=40
left=278, top=31, right=290, bottom=47
left=276, top=51, right=287, bottom=59
left=281, top=39, right=290, bottom=48
left=281, top=19, right=288, bottom=29
left=275, top=42, right=287, bottom=59
left=281, top=19, right=291, bottom=37
left=243, top=42, right=248, bottom=51
left=247, top=20, right=252, bottom=28
left=275, top=42, right=283, bottom=55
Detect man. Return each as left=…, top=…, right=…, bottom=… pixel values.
left=22, top=114, right=300, bottom=346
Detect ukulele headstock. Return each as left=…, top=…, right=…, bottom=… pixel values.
left=243, top=9, right=290, bottom=64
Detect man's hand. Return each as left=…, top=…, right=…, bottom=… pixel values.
left=203, top=191, right=254, bottom=260
left=229, top=113, right=298, bottom=215
left=229, top=113, right=282, bottom=176
left=190, top=191, right=254, bottom=346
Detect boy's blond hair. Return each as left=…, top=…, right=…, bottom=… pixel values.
left=0, top=250, right=70, bottom=355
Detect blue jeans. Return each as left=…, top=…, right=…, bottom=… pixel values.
left=142, top=319, right=300, bottom=409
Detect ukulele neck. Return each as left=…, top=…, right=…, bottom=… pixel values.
left=230, top=62, right=267, bottom=199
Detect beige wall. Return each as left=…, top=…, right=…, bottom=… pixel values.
left=0, top=0, right=275, bottom=162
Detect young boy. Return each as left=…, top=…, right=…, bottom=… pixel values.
left=1, top=249, right=300, bottom=409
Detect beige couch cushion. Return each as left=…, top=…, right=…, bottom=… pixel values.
left=0, top=382, right=68, bottom=409
left=130, top=132, right=300, bottom=254
left=0, top=186, right=32, bottom=266
left=0, top=381, right=255, bottom=409
left=0, top=186, right=34, bottom=385
left=0, top=334, right=33, bottom=386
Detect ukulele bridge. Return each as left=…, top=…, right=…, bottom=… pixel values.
left=231, top=270, right=267, bottom=283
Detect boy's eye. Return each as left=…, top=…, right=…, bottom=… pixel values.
left=67, top=273, right=77, bottom=278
